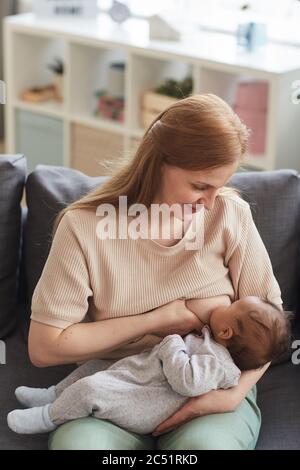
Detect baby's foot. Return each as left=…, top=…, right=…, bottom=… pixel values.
left=15, top=385, right=56, bottom=407
left=7, top=404, right=57, bottom=434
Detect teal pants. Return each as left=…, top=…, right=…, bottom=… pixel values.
left=48, top=386, right=261, bottom=450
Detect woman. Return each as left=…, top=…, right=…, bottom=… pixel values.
left=28, top=94, right=282, bottom=450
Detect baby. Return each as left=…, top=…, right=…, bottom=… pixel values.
left=7, top=296, right=292, bottom=436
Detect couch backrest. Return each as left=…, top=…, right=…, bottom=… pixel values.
left=229, top=169, right=300, bottom=312
left=0, top=155, right=27, bottom=339
left=25, top=165, right=107, bottom=301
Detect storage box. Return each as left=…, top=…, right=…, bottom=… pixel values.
left=71, top=123, right=124, bottom=176
left=16, top=110, right=64, bottom=173
left=129, top=137, right=142, bottom=155
left=235, top=82, right=268, bottom=112
left=235, top=106, right=266, bottom=154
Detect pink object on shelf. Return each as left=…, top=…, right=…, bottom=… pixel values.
left=235, top=82, right=268, bottom=112
left=117, top=111, right=125, bottom=123
left=234, top=106, right=267, bottom=154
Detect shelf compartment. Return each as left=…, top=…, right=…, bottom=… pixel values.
left=69, top=42, right=127, bottom=126
left=130, top=54, right=195, bottom=131
left=197, top=67, right=269, bottom=158
left=12, top=31, right=65, bottom=107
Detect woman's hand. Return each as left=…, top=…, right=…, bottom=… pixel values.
left=149, top=300, right=205, bottom=338
left=152, top=387, right=237, bottom=436
left=152, top=363, right=270, bottom=436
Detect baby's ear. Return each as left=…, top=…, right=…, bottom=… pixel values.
left=219, top=326, right=234, bottom=340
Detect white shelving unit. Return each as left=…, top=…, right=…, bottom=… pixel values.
left=4, top=12, right=300, bottom=174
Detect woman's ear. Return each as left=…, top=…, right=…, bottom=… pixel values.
left=218, top=326, right=234, bottom=341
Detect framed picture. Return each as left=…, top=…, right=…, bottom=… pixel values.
left=34, top=0, right=98, bottom=18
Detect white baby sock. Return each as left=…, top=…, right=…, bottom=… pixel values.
left=7, top=404, right=57, bottom=434
left=15, top=385, right=57, bottom=407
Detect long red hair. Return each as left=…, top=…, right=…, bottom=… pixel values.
left=53, top=93, right=249, bottom=233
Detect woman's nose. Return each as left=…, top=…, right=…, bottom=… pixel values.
left=199, top=192, right=217, bottom=211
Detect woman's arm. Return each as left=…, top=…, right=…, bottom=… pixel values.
left=29, top=300, right=204, bottom=367
left=28, top=314, right=157, bottom=367
left=152, top=362, right=270, bottom=436
left=206, top=362, right=270, bottom=414
left=228, top=362, right=270, bottom=409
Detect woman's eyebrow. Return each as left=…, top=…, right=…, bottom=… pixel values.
left=193, top=181, right=216, bottom=188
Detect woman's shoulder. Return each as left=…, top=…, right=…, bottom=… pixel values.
left=62, top=206, right=96, bottom=221
left=217, top=190, right=251, bottom=218
left=212, top=192, right=254, bottom=241
left=56, top=207, right=98, bottom=237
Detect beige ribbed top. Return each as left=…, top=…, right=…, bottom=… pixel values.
left=30, top=194, right=283, bottom=360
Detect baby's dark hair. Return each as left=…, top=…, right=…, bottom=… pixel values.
left=227, top=299, right=295, bottom=371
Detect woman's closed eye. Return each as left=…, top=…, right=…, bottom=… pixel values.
left=191, top=184, right=209, bottom=192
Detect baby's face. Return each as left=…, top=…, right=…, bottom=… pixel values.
left=209, top=296, right=263, bottom=342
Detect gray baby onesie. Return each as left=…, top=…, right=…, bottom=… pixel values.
left=49, top=326, right=241, bottom=434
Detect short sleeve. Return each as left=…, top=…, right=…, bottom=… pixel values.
left=227, top=202, right=283, bottom=308
left=30, top=211, right=93, bottom=329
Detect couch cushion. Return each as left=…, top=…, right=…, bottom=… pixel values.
left=229, top=169, right=300, bottom=314
left=25, top=165, right=107, bottom=302
left=0, top=155, right=27, bottom=338
left=1, top=318, right=75, bottom=450
left=256, top=360, right=300, bottom=449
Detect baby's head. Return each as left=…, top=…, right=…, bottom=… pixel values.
left=209, top=296, right=294, bottom=370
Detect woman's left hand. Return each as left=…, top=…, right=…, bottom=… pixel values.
left=152, top=388, right=238, bottom=436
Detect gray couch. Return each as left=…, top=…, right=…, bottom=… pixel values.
left=1, top=154, right=299, bottom=450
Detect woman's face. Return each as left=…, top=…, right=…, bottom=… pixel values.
left=156, top=161, right=239, bottom=211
